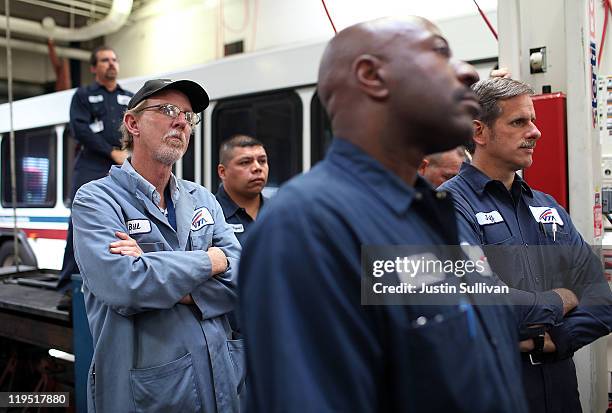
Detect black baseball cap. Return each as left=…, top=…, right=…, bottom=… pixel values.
left=128, top=79, right=210, bottom=113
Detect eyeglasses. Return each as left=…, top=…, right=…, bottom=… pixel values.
left=137, top=103, right=201, bottom=126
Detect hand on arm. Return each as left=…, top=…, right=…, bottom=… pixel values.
left=519, top=331, right=556, bottom=353
left=207, top=246, right=228, bottom=275
left=109, top=231, right=143, bottom=257
left=175, top=248, right=229, bottom=307
left=552, top=288, right=579, bottom=315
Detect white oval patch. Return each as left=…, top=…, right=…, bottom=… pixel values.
left=191, top=207, right=214, bottom=231
left=127, top=219, right=151, bottom=235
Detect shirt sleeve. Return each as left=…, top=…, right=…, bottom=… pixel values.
left=69, top=89, right=114, bottom=157
left=190, top=196, right=241, bottom=320
left=238, top=191, right=380, bottom=412
left=450, top=190, right=564, bottom=328
left=72, top=184, right=217, bottom=316
left=547, top=211, right=612, bottom=359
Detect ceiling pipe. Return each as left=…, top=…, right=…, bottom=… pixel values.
left=0, top=37, right=90, bottom=61
left=0, top=0, right=133, bottom=41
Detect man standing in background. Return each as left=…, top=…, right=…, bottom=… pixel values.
left=418, top=146, right=467, bottom=188
left=57, top=46, right=133, bottom=306
left=216, top=134, right=268, bottom=244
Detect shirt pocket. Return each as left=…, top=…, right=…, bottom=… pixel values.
left=531, top=227, right=574, bottom=289
left=536, top=223, right=571, bottom=245
left=404, top=305, right=496, bottom=409
left=227, top=339, right=246, bottom=396
left=481, top=223, right=523, bottom=285
left=139, top=242, right=166, bottom=253
left=190, top=232, right=213, bottom=251
left=481, top=221, right=514, bottom=245
left=129, top=353, right=202, bottom=413
left=482, top=243, right=526, bottom=286
left=90, top=101, right=106, bottom=119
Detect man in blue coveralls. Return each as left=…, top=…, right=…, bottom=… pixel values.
left=72, top=79, right=244, bottom=412
left=57, top=46, right=133, bottom=304
left=239, top=17, right=531, bottom=412
left=440, top=77, right=612, bottom=412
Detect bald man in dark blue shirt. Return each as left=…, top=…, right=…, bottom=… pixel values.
left=238, top=17, right=531, bottom=412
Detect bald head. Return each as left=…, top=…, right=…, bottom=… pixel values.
left=316, top=16, right=479, bottom=158
left=318, top=17, right=436, bottom=116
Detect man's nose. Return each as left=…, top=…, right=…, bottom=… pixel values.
left=172, top=112, right=189, bottom=129
left=528, top=123, right=542, bottom=140
left=453, top=59, right=479, bottom=88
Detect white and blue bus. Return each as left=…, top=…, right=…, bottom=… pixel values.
left=0, top=40, right=335, bottom=269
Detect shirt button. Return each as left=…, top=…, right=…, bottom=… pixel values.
left=490, top=337, right=498, bottom=347
left=436, top=191, right=447, bottom=200
left=414, top=192, right=423, bottom=201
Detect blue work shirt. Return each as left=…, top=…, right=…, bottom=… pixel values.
left=239, top=138, right=529, bottom=412
left=69, top=82, right=133, bottom=181
left=215, top=184, right=265, bottom=246
left=441, top=162, right=612, bottom=413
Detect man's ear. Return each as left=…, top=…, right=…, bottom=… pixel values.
left=218, top=164, right=226, bottom=181
left=353, top=54, right=389, bottom=100
left=472, top=119, right=488, bottom=147
left=418, top=158, right=429, bottom=176
left=124, top=113, right=140, bottom=138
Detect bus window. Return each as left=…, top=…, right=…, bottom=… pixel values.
left=182, top=130, right=196, bottom=182
left=211, top=90, right=302, bottom=193
left=2, top=126, right=57, bottom=208
left=310, top=92, right=333, bottom=166
left=63, top=125, right=77, bottom=207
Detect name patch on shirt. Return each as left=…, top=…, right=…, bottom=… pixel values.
left=127, top=219, right=151, bottom=235
left=460, top=242, right=492, bottom=277
left=230, top=223, right=244, bottom=233
left=191, top=207, right=214, bottom=231
left=528, top=206, right=564, bottom=225
left=117, top=95, right=131, bottom=105
left=89, top=120, right=104, bottom=133
left=475, top=211, right=504, bottom=225
left=396, top=253, right=447, bottom=287
left=88, top=95, right=104, bottom=103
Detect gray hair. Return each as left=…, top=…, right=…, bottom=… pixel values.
left=466, top=77, right=534, bottom=153
left=119, top=99, right=148, bottom=151
left=472, top=77, right=534, bottom=127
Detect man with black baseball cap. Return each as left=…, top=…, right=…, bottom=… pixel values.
left=72, top=79, right=244, bottom=412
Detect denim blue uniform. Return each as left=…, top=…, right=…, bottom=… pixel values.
left=239, top=138, right=529, bottom=412
left=59, top=82, right=133, bottom=287
left=215, top=184, right=265, bottom=246
left=440, top=162, right=612, bottom=413
left=72, top=161, right=244, bottom=413
left=69, top=82, right=133, bottom=186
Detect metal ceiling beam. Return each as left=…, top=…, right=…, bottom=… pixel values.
left=0, top=0, right=133, bottom=41
left=15, top=0, right=109, bottom=19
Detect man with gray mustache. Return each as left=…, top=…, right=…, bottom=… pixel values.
left=440, top=77, right=612, bottom=412
left=71, top=79, right=244, bottom=412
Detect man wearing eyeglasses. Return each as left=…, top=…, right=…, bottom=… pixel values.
left=57, top=45, right=133, bottom=307
left=71, top=79, right=244, bottom=413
